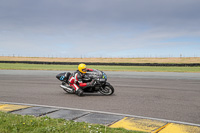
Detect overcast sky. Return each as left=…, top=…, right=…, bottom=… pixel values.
left=0, top=0, right=200, bottom=57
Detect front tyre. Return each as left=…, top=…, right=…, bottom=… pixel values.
left=99, top=84, right=114, bottom=95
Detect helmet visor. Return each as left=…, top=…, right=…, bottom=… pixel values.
left=82, top=68, right=87, bottom=72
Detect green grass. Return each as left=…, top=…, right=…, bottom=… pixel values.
left=0, top=111, right=144, bottom=133
left=0, top=63, right=200, bottom=73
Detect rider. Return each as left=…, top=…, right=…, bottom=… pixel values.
left=68, top=63, right=95, bottom=96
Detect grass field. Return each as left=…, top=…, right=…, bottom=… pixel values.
left=0, top=56, right=200, bottom=72
left=0, top=56, right=200, bottom=63
left=0, top=63, right=200, bottom=73
left=0, top=111, right=143, bottom=133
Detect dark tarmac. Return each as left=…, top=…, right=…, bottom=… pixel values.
left=0, top=70, right=200, bottom=124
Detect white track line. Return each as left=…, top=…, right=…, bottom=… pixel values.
left=1, top=101, right=200, bottom=127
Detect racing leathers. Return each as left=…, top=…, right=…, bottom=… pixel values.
left=68, top=68, right=94, bottom=96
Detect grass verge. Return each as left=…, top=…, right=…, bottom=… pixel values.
left=0, top=111, right=144, bottom=133
left=0, top=63, right=200, bottom=73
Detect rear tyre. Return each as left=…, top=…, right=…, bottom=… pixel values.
left=99, top=84, right=114, bottom=95
left=76, top=89, right=84, bottom=96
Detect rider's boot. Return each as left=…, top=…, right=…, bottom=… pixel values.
left=76, top=88, right=83, bottom=96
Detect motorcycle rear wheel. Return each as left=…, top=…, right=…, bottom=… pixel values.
left=99, top=84, right=114, bottom=95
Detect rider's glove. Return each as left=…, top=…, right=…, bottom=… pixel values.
left=87, top=79, right=96, bottom=87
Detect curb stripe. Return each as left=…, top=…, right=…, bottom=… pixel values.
left=0, top=104, right=31, bottom=112
left=158, top=123, right=200, bottom=133
left=1, top=102, right=200, bottom=133
left=153, top=123, right=171, bottom=133
left=110, top=117, right=167, bottom=132
left=1, top=101, right=200, bottom=128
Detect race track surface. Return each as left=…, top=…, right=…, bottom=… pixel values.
left=0, top=70, right=200, bottom=124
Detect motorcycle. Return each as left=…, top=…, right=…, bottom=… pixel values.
left=56, top=69, right=114, bottom=95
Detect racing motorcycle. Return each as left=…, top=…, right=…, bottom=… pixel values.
left=56, top=69, right=114, bottom=95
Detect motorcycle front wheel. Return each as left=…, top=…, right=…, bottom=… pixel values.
left=99, top=84, right=114, bottom=95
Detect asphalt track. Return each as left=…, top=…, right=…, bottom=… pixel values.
left=0, top=70, right=200, bottom=125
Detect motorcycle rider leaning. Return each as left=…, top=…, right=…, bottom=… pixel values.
left=68, top=63, right=95, bottom=96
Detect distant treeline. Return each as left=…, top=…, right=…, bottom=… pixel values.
left=0, top=61, right=200, bottom=67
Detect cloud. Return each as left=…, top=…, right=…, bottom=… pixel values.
left=0, top=0, right=200, bottom=57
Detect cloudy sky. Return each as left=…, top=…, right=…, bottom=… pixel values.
left=0, top=0, right=200, bottom=57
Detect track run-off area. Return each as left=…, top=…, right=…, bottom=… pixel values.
left=0, top=70, right=200, bottom=131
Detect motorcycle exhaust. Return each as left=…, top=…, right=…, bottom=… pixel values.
left=60, top=85, right=74, bottom=93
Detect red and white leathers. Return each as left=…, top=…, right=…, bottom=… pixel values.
left=68, top=69, right=93, bottom=92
